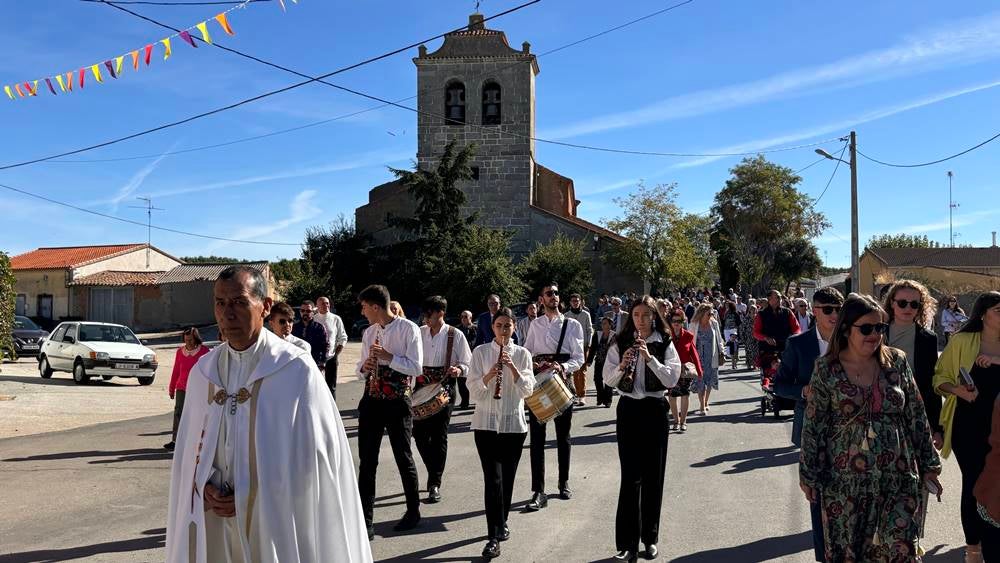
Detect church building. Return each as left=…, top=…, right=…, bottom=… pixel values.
left=356, top=14, right=643, bottom=297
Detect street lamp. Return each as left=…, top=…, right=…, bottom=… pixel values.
left=815, top=131, right=859, bottom=293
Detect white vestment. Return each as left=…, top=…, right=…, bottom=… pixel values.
left=165, top=329, right=372, bottom=563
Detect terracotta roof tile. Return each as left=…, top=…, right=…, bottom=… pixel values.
left=68, top=271, right=163, bottom=287
left=11, top=244, right=146, bottom=270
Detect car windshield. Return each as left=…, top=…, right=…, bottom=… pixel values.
left=14, top=316, right=40, bottom=330
left=78, top=325, right=140, bottom=344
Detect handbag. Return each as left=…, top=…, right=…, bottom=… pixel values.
left=680, top=361, right=698, bottom=380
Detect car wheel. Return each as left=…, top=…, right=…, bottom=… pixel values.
left=39, top=356, right=53, bottom=379
left=137, top=376, right=154, bottom=386
left=102, top=376, right=113, bottom=381
left=72, top=361, right=90, bottom=385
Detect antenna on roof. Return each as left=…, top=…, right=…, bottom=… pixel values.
left=128, top=197, right=165, bottom=269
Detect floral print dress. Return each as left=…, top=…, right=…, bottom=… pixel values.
left=800, top=350, right=942, bottom=562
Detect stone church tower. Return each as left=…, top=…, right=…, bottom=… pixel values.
left=356, top=14, right=642, bottom=296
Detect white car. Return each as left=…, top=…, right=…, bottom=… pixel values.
left=38, top=321, right=158, bottom=385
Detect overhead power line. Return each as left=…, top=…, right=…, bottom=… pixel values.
left=0, top=0, right=541, bottom=171
left=0, top=181, right=301, bottom=245
left=811, top=141, right=848, bottom=207
left=80, top=0, right=270, bottom=4
left=857, top=129, right=1000, bottom=168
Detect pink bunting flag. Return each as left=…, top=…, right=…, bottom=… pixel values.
left=46, top=78, right=57, bottom=95
left=24, top=82, right=36, bottom=96
left=215, top=13, right=234, bottom=35
left=179, top=30, right=197, bottom=48
left=79, top=68, right=86, bottom=89
left=104, top=60, right=117, bottom=79
left=144, top=44, right=153, bottom=65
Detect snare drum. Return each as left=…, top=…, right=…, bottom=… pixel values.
left=525, top=374, right=573, bottom=423
left=410, top=384, right=450, bottom=421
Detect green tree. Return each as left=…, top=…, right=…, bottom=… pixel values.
left=179, top=255, right=255, bottom=264
left=435, top=226, right=526, bottom=312
left=520, top=232, right=593, bottom=301
left=0, top=252, right=16, bottom=363
left=772, top=237, right=823, bottom=292
left=711, top=155, right=829, bottom=294
left=865, top=233, right=942, bottom=250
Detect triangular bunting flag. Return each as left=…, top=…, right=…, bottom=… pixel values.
left=179, top=30, right=197, bottom=48
left=215, top=13, right=235, bottom=35
left=4, top=86, right=14, bottom=100
left=161, top=37, right=172, bottom=60
left=79, top=68, right=85, bottom=88
left=25, top=81, right=37, bottom=96
left=144, top=44, right=153, bottom=65
left=67, top=71, right=74, bottom=91
left=15, top=83, right=24, bottom=97
left=91, top=64, right=104, bottom=83
left=131, top=50, right=140, bottom=70
left=55, top=74, right=66, bottom=92
left=45, top=78, right=57, bottom=95
left=115, top=55, right=124, bottom=76
left=196, top=22, right=212, bottom=44
left=105, top=60, right=117, bottom=79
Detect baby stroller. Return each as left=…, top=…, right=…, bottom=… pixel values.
left=759, top=351, right=796, bottom=418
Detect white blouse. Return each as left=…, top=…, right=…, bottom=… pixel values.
left=468, top=340, right=536, bottom=434
left=602, top=332, right=682, bottom=400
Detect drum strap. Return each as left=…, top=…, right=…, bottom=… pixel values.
left=554, top=318, right=569, bottom=355
left=445, top=326, right=455, bottom=369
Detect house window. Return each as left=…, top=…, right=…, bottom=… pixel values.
left=445, top=81, right=466, bottom=125
left=471, top=166, right=480, bottom=181
left=482, top=82, right=501, bottom=125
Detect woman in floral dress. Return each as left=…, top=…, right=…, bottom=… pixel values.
left=740, top=304, right=759, bottom=370
left=800, top=294, right=943, bottom=562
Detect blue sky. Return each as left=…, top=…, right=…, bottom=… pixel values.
left=2, top=0, right=999, bottom=267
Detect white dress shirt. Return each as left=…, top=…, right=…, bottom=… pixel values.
left=355, top=317, right=423, bottom=389
left=523, top=313, right=585, bottom=379
left=816, top=328, right=830, bottom=357
left=468, top=340, right=536, bottom=433
left=283, top=333, right=312, bottom=354
left=314, top=311, right=348, bottom=360
left=602, top=331, right=682, bottom=400
left=421, top=324, right=472, bottom=376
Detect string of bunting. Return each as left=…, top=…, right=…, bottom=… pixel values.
left=4, top=0, right=298, bottom=101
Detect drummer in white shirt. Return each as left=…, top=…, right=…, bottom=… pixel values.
left=468, top=307, right=535, bottom=560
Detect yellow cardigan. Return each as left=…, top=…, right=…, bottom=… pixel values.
left=933, top=331, right=982, bottom=458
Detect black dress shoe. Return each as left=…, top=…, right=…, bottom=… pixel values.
left=163, top=441, right=175, bottom=451
left=559, top=482, right=572, bottom=500
left=613, top=550, right=637, bottom=562
left=392, top=510, right=421, bottom=532
left=498, top=524, right=510, bottom=541
left=427, top=486, right=441, bottom=503
left=482, top=539, right=501, bottom=559
left=525, top=491, right=548, bottom=511
left=645, top=544, right=658, bottom=559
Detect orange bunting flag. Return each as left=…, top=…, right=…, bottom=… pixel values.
left=131, top=50, right=140, bottom=70
left=91, top=64, right=104, bottom=83
left=215, top=12, right=234, bottom=35
left=55, top=74, right=66, bottom=92
left=161, top=38, right=172, bottom=60
left=4, top=86, right=13, bottom=100
left=15, top=83, right=24, bottom=97
left=115, top=55, right=125, bottom=76
left=196, top=21, right=212, bottom=44
left=66, top=71, right=74, bottom=91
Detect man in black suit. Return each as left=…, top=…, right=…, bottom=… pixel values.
left=774, top=286, right=844, bottom=563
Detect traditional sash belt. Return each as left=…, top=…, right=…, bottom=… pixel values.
left=367, top=364, right=412, bottom=401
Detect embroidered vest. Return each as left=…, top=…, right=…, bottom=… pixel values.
left=416, top=327, right=456, bottom=390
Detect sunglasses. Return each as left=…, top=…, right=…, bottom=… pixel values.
left=670, top=318, right=685, bottom=324
left=544, top=290, right=559, bottom=297
left=274, top=318, right=294, bottom=325
left=815, top=305, right=841, bottom=315
left=853, top=322, right=889, bottom=336
left=894, top=299, right=921, bottom=310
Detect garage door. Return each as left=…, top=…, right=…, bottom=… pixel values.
left=89, top=287, right=134, bottom=327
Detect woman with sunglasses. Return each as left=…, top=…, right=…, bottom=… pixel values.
left=603, top=296, right=681, bottom=562
left=666, top=308, right=702, bottom=432
left=165, top=326, right=210, bottom=451
left=800, top=294, right=942, bottom=562
left=883, top=280, right=944, bottom=450
left=934, top=291, right=1000, bottom=563
left=942, top=296, right=970, bottom=344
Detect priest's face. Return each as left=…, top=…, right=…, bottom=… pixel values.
left=214, top=272, right=271, bottom=349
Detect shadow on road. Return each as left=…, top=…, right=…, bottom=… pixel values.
left=4, top=447, right=172, bottom=464
left=375, top=535, right=485, bottom=562
left=692, top=407, right=792, bottom=426
left=670, top=530, right=812, bottom=562
left=0, top=527, right=165, bottom=563
left=923, top=544, right=965, bottom=561
left=691, top=445, right=799, bottom=474
left=0, top=375, right=136, bottom=387
left=137, top=430, right=172, bottom=437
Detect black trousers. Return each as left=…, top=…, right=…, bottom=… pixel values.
left=456, top=376, right=470, bottom=407
left=983, top=519, right=999, bottom=563
left=475, top=430, right=527, bottom=540
left=615, top=396, right=669, bottom=553
left=357, top=396, right=421, bottom=526
left=594, top=359, right=612, bottom=405
left=528, top=404, right=573, bottom=493
left=412, top=382, right=455, bottom=489
left=170, top=390, right=186, bottom=443
left=324, top=355, right=339, bottom=402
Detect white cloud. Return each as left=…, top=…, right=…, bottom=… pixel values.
left=108, top=146, right=176, bottom=211
left=203, top=190, right=323, bottom=252
left=541, top=11, right=1000, bottom=140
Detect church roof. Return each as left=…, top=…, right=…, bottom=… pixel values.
left=417, top=14, right=538, bottom=72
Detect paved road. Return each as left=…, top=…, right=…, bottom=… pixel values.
left=0, top=362, right=967, bottom=562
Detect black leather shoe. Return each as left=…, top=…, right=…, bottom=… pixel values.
left=613, top=550, right=637, bottom=562
left=392, top=510, right=421, bottom=532
left=427, top=486, right=441, bottom=503
left=645, top=544, right=658, bottom=559
left=498, top=524, right=510, bottom=541
left=559, top=482, right=572, bottom=500
left=525, top=491, right=547, bottom=511
left=482, top=539, right=501, bottom=559
left=163, top=441, right=175, bottom=451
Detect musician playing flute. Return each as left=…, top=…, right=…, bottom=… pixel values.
left=468, top=307, right=535, bottom=560
left=413, top=295, right=472, bottom=504
left=523, top=282, right=585, bottom=510
left=603, top=295, right=682, bottom=563
left=354, top=285, right=424, bottom=540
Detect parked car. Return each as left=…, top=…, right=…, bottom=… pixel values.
left=351, top=318, right=371, bottom=339
left=12, top=315, right=48, bottom=358
left=38, top=321, right=157, bottom=385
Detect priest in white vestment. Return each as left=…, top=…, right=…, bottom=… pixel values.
left=166, top=266, right=372, bottom=563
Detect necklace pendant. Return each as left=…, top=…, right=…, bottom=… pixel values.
left=861, top=438, right=870, bottom=451
left=867, top=426, right=877, bottom=439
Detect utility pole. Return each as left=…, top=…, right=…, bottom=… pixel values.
left=947, top=171, right=958, bottom=247
left=849, top=131, right=859, bottom=294
left=129, top=197, right=165, bottom=269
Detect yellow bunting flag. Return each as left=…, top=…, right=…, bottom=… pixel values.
left=55, top=74, right=66, bottom=92
left=30, top=80, right=38, bottom=96
left=131, top=50, right=140, bottom=70
left=91, top=64, right=103, bottom=83
left=115, top=55, right=125, bottom=75
left=161, top=37, right=173, bottom=60
left=215, top=12, right=234, bottom=35
left=4, top=85, right=13, bottom=100
left=196, top=21, right=212, bottom=44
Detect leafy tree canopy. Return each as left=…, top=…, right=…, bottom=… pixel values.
left=520, top=232, right=593, bottom=302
